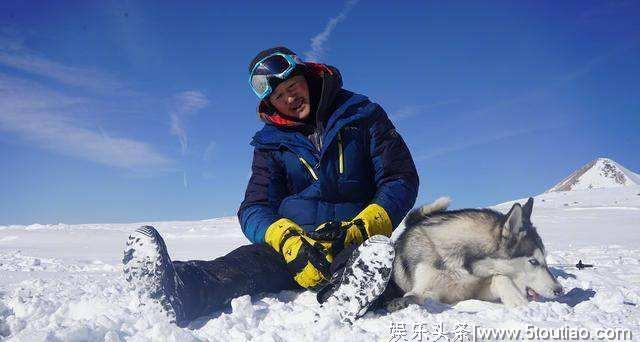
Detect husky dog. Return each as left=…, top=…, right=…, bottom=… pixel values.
left=390, top=197, right=563, bottom=310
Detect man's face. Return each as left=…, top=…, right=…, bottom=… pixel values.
left=268, top=75, right=311, bottom=120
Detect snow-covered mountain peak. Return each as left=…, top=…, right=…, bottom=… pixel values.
left=546, top=157, right=640, bottom=192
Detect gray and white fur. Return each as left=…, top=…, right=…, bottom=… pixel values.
left=390, top=197, right=563, bottom=310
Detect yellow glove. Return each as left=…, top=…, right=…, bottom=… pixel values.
left=265, top=218, right=333, bottom=290
left=313, top=204, right=393, bottom=253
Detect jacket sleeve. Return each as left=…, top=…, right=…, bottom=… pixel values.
left=367, top=104, right=419, bottom=228
left=237, top=148, right=288, bottom=244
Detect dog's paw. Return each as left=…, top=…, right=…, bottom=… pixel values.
left=501, top=293, right=529, bottom=307
left=386, top=297, right=412, bottom=312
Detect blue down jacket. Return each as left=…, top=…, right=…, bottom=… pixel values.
left=237, top=64, right=419, bottom=244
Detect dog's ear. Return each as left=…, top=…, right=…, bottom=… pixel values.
left=502, top=203, right=524, bottom=248
left=522, top=197, right=534, bottom=222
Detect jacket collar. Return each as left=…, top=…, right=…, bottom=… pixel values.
left=250, top=91, right=370, bottom=159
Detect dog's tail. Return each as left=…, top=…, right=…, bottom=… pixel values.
left=404, top=196, right=451, bottom=228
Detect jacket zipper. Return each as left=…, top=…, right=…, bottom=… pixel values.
left=337, top=131, right=344, bottom=174
left=298, top=128, right=343, bottom=181
left=298, top=157, right=319, bottom=181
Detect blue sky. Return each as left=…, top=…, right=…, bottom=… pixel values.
left=1, top=1, right=639, bottom=225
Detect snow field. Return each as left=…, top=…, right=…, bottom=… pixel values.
left=1, top=187, right=639, bottom=341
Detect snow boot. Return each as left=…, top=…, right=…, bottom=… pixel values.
left=122, top=226, right=186, bottom=326
left=318, top=235, right=395, bottom=324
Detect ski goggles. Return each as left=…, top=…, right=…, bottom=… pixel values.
left=249, top=53, right=304, bottom=99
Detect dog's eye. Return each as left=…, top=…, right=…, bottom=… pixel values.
left=529, top=259, right=540, bottom=266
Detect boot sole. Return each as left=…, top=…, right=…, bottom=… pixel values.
left=331, top=235, right=395, bottom=323
left=122, top=226, right=183, bottom=323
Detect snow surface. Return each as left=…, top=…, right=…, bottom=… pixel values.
left=1, top=188, right=640, bottom=341
left=547, top=158, right=640, bottom=192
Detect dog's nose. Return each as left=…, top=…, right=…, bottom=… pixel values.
left=553, top=287, right=564, bottom=296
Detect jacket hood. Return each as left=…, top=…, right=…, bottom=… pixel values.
left=257, top=62, right=343, bottom=131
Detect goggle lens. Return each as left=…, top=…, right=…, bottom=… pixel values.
left=252, top=55, right=290, bottom=76
left=250, top=74, right=268, bottom=97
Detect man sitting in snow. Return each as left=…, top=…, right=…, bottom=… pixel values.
left=122, top=46, right=419, bottom=327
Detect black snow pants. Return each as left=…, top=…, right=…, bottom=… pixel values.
left=172, top=243, right=402, bottom=325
